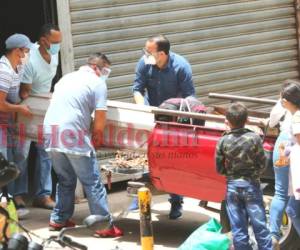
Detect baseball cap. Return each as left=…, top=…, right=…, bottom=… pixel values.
left=5, top=33, right=33, bottom=50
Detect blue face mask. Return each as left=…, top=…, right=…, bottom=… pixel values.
left=47, top=43, right=60, bottom=55
left=100, top=75, right=108, bottom=81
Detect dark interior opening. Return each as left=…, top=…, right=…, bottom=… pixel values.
left=0, top=0, right=58, bottom=55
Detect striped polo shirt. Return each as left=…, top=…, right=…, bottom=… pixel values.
left=0, top=56, right=23, bottom=123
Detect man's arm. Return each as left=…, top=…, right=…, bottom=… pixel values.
left=92, top=110, right=106, bottom=149
left=178, top=61, right=195, bottom=98
left=0, top=91, right=32, bottom=117
left=269, top=99, right=286, bottom=128
left=92, top=81, right=108, bottom=149
left=133, top=58, right=147, bottom=104
left=20, top=62, right=33, bottom=100
left=215, top=137, right=226, bottom=175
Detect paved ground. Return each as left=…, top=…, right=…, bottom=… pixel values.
left=21, top=182, right=220, bottom=250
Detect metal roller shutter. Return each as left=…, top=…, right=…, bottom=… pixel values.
left=67, top=0, right=299, bottom=109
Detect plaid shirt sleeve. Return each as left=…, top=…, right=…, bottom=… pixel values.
left=215, top=136, right=226, bottom=175
left=255, top=136, right=267, bottom=174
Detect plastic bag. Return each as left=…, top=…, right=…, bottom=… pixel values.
left=0, top=188, right=19, bottom=242
left=178, top=218, right=230, bottom=250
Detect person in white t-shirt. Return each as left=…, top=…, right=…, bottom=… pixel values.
left=288, top=122, right=300, bottom=200
left=268, top=80, right=296, bottom=242
left=279, top=83, right=300, bottom=237
left=43, top=53, right=123, bottom=237
left=13, top=24, right=62, bottom=210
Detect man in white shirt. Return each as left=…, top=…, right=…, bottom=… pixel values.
left=0, top=34, right=33, bottom=217
left=16, top=24, right=62, bottom=210
left=43, top=53, right=123, bottom=237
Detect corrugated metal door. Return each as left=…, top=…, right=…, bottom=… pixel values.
left=68, top=0, right=299, bottom=109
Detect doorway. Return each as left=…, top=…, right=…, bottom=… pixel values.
left=0, top=0, right=59, bottom=197
left=0, top=0, right=58, bottom=55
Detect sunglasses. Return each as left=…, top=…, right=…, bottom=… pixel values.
left=89, top=64, right=111, bottom=77
left=100, top=67, right=111, bottom=77
left=142, top=48, right=159, bottom=57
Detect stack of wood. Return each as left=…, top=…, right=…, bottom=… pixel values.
left=109, top=150, right=148, bottom=171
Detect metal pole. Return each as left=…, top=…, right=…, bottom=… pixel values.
left=152, top=108, right=265, bottom=127
left=209, top=93, right=277, bottom=105
left=138, top=187, right=154, bottom=250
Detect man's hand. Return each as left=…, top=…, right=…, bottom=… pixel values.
left=92, top=132, right=103, bottom=150
left=20, top=91, right=30, bottom=100
left=260, top=118, right=269, bottom=127
left=20, top=83, right=32, bottom=100
left=274, top=142, right=289, bottom=167
left=133, top=91, right=145, bottom=105
left=18, top=104, right=33, bottom=117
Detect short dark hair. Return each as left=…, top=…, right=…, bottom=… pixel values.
left=148, top=35, right=170, bottom=55
left=39, top=23, right=60, bottom=39
left=4, top=49, right=13, bottom=55
left=226, top=102, right=248, bottom=128
left=87, top=52, right=111, bottom=66
left=281, top=80, right=300, bottom=108
left=281, top=79, right=300, bottom=92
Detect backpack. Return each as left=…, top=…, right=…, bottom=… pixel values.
left=156, top=97, right=207, bottom=126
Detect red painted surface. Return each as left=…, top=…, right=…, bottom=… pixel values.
left=148, top=122, right=276, bottom=202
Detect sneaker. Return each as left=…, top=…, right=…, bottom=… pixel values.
left=14, top=196, right=29, bottom=219
left=49, top=219, right=76, bottom=231
left=128, top=197, right=139, bottom=211
left=95, top=225, right=123, bottom=238
left=16, top=206, right=30, bottom=220
left=33, top=196, right=55, bottom=210
left=169, top=201, right=182, bottom=220
left=13, top=195, right=26, bottom=207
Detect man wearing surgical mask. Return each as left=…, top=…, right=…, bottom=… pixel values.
left=43, top=53, right=122, bottom=237
left=0, top=33, right=33, bottom=217
left=20, top=24, right=61, bottom=98
left=16, top=24, right=62, bottom=211
left=133, top=35, right=195, bottom=106
left=132, top=35, right=195, bottom=219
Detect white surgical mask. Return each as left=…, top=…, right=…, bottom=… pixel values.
left=143, top=55, right=156, bottom=65
left=99, top=67, right=111, bottom=81
left=20, top=52, right=30, bottom=65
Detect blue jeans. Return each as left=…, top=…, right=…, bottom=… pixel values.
left=286, top=196, right=300, bottom=236
left=12, top=142, right=52, bottom=198
left=169, top=194, right=183, bottom=204
left=49, top=151, right=112, bottom=224
left=226, top=179, right=272, bottom=250
left=269, top=132, right=290, bottom=239
left=0, top=122, right=30, bottom=196
left=34, top=143, right=52, bottom=197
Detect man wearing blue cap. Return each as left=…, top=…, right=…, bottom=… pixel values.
left=16, top=24, right=62, bottom=210
left=0, top=33, right=33, bottom=217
